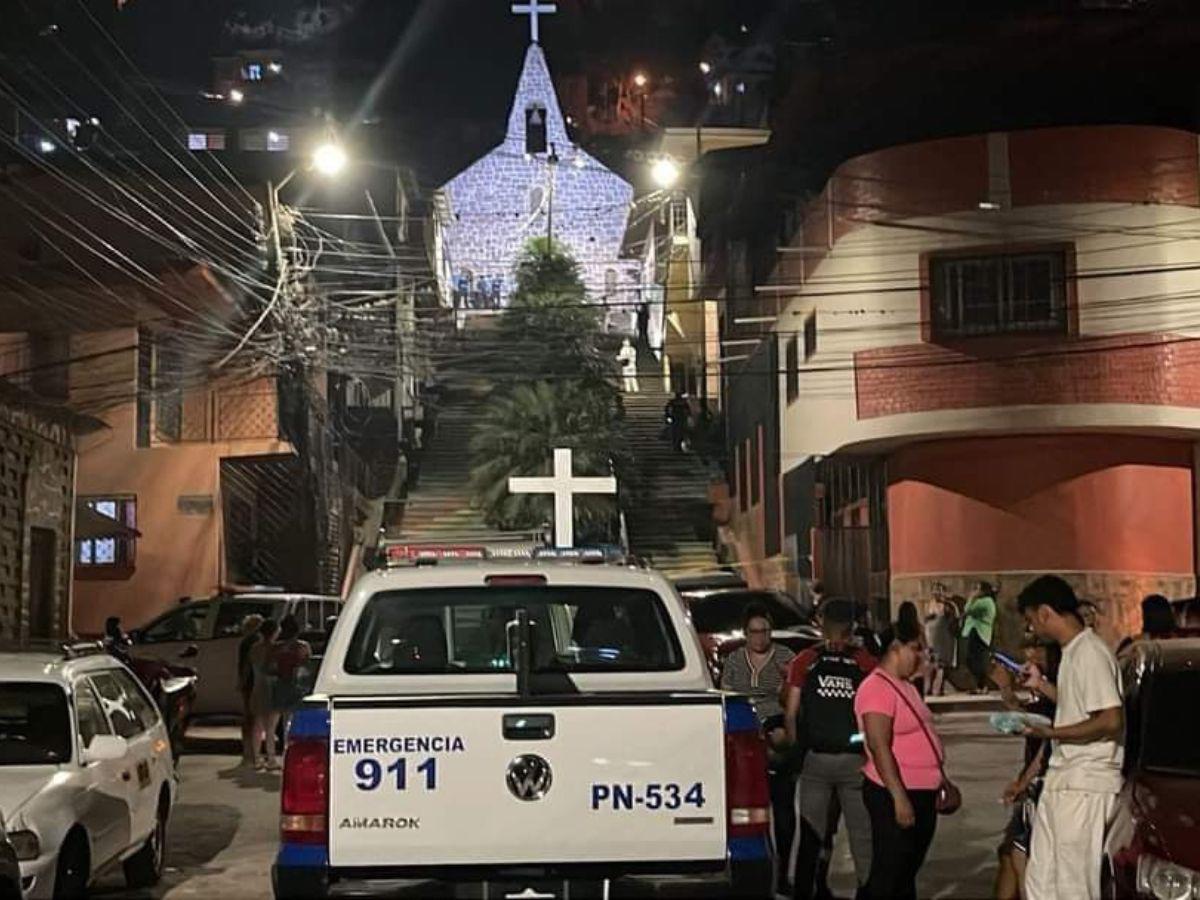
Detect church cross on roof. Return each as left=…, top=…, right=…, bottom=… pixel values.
left=511, top=0, right=557, bottom=44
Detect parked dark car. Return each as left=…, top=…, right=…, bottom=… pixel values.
left=671, top=570, right=748, bottom=594
left=1103, top=637, right=1200, bottom=898
left=676, top=587, right=820, bottom=680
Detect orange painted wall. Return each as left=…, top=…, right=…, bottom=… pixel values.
left=69, top=333, right=291, bottom=636
left=888, top=435, right=1194, bottom=576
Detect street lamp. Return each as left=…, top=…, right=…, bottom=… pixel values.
left=633, top=73, right=649, bottom=128
left=266, top=141, right=349, bottom=273
left=312, top=141, right=348, bottom=177
left=651, top=158, right=681, bottom=190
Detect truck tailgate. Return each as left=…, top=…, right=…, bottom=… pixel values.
left=327, top=696, right=727, bottom=868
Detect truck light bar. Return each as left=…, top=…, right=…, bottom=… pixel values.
left=382, top=544, right=627, bottom=567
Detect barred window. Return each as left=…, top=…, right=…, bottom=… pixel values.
left=930, top=251, right=1067, bottom=338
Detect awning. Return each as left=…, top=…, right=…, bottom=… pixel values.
left=75, top=503, right=142, bottom=541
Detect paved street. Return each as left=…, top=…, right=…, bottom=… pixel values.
left=93, top=713, right=1022, bottom=900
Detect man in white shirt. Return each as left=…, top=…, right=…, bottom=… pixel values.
left=1017, top=575, right=1124, bottom=900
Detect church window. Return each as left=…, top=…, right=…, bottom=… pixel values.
left=529, top=186, right=545, bottom=215
left=604, top=268, right=617, bottom=297
left=525, top=104, right=548, bottom=155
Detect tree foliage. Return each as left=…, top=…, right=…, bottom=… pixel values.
left=470, top=239, right=624, bottom=537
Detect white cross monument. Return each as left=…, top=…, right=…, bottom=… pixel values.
left=512, top=0, right=557, bottom=44
left=509, top=447, right=616, bottom=548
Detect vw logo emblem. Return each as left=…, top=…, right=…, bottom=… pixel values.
left=506, top=754, right=553, bottom=801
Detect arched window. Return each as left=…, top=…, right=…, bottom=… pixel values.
left=529, top=186, right=545, bottom=215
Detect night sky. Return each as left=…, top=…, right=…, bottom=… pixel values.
left=98, top=0, right=775, bottom=183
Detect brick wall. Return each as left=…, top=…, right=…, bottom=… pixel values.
left=856, top=332, right=1200, bottom=419
left=0, top=403, right=74, bottom=640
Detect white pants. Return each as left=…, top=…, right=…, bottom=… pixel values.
left=622, top=373, right=639, bottom=393
left=1025, top=788, right=1117, bottom=900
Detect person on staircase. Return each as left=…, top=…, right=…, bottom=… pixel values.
left=664, top=390, right=692, bottom=452
left=618, top=338, right=639, bottom=393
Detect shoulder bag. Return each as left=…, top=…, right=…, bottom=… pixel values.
left=877, top=672, right=963, bottom=815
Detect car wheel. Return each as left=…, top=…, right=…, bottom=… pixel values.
left=53, top=832, right=89, bottom=900
left=123, top=797, right=168, bottom=889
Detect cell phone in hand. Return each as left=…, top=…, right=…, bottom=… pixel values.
left=991, top=650, right=1022, bottom=674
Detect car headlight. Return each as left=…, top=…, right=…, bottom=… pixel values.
left=8, top=830, right=39, bottom=861
left=1138, top=855, right=1200, bottom=900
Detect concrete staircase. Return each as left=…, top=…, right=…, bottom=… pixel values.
left=387, top=385, right=536, bottom=546
left=621, top=390, right=720, bottom=576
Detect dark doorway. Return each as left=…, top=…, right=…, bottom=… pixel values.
left=28, top=528, right=57, bottom=639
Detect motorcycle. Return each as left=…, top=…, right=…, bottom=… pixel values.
left=108, top=640, right=197, bottom=763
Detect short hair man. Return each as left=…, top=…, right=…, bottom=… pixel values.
left=785, top=598, right=876, bottom=899
left=1017, top=575, right=1124, bottom=900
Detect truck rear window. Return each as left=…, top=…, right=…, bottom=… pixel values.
left=343, top=587, right=684, bottom=675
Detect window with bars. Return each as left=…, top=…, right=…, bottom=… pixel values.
left=670, top=196, right=689, bottom=236
left=137, top=332, right=183, bottom=445
left=77, top=496, right=137, bottom=569
left=930, top=250, right=1068, bottom=338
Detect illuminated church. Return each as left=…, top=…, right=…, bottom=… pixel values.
left=437, top=3, right=639, bottom=330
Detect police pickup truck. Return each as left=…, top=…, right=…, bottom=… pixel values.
left=272, top=548, right=774, bottom=899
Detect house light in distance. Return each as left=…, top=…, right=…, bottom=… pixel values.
left=228, top=88, right=245, bottom=104
left=37, top=138, right=55, bottom=154
left=699, top=61, right=712, bottom=74
left=633, top=73, right=648, bottom=88
left=978, top=200, right=1002, bottom=211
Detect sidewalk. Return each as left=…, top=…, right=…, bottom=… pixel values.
left=927, top=689, right=1005, bottom=715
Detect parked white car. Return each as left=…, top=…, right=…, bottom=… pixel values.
left=129, top=592, right=342, bottom=717
left=0, top=645, right=176, bottom=899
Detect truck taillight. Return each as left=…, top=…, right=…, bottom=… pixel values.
left=281, top=737, right=328, bottom=845
left=724, top=730, right=770, bottom=839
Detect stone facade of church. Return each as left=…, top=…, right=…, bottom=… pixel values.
left=439, top=44, right=640, bottom=330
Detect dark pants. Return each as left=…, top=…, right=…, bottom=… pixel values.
left=770, top=768, right=797, bottom=889
left=966, top=632, right=990, bottom=689
left=861, top=781, right=937, bottom=900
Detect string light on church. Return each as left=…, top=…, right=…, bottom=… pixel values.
left=437, top=0, right=639, bottom=326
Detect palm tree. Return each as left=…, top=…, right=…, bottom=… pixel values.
left=470, top=381, right=622, bottom=537
left=469, top=239, right=625, bottom=539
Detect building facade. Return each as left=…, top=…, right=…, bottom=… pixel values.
left=437, top=43, right=639, bottom=326
left=732, top=125, right=1200, bottom=644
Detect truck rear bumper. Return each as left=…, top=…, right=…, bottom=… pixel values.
left=274, top=856, right=772, bottom=899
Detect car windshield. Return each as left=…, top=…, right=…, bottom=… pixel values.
left=0, top=683, right=71, bottom=765
left=688, top=592, right=803, bottom=634
left=1143, top=669, right=1200, bottom=777
left=343, top=586, right=683, bottom=675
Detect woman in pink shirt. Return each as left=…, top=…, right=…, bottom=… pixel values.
left=854, top=617, right=946, bottom=900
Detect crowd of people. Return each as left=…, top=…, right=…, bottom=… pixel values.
left=721, top=574, right=1134, bottom=900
